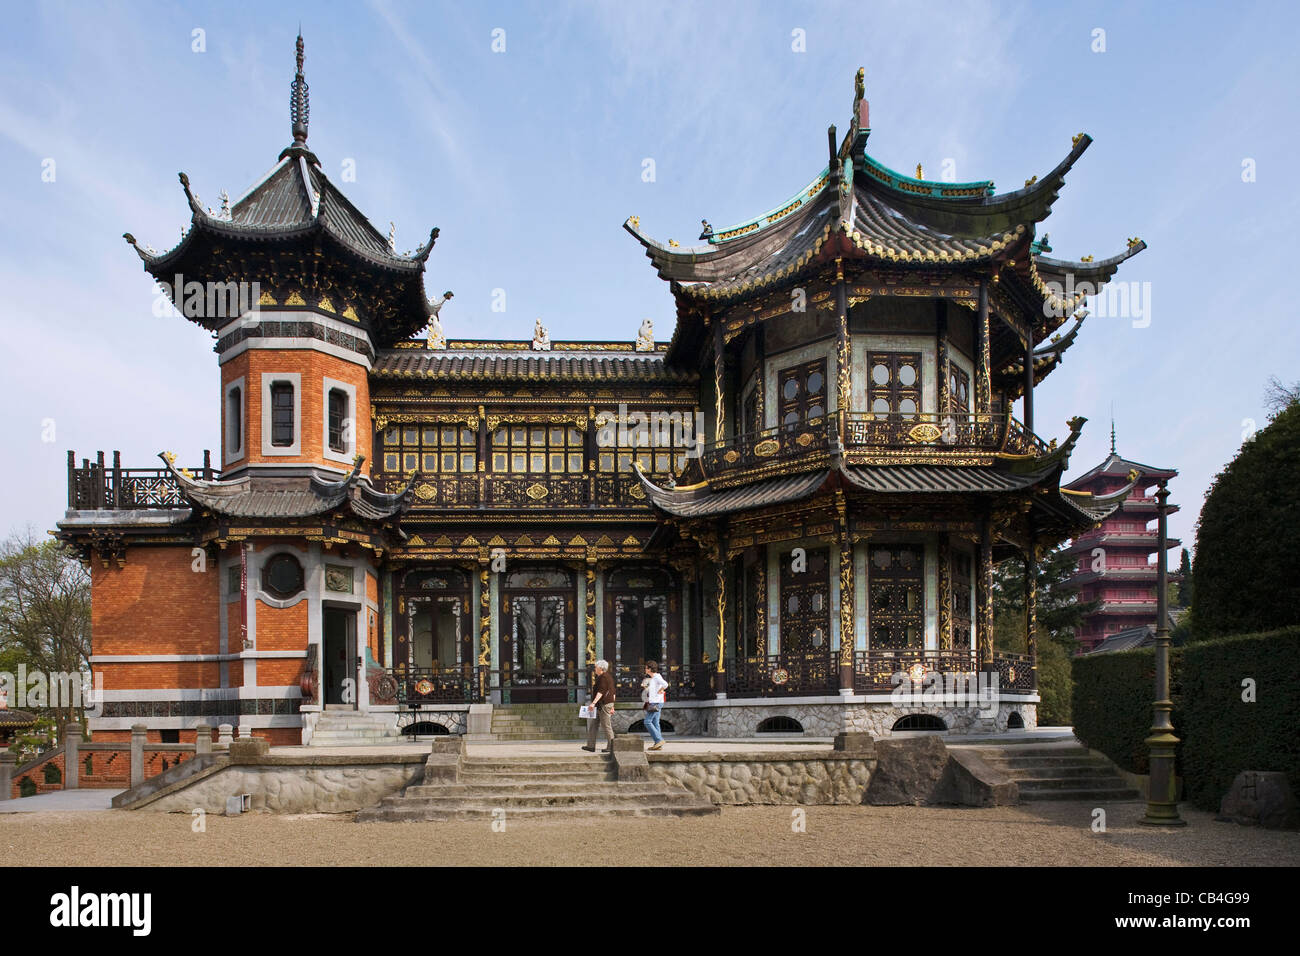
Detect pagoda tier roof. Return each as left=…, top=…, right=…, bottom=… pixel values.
left=0, top=708, right=38, bottom=729
left=1064, top=451, right=1178, bottom=489
left=157, top=453, right=415, bottom=525
left=122, top=36, right=441, bottom=347
left=372, top=342, right=690, bottom=384
left=625, top=69, right=1144, bottom=317
left=125, top=160, right=437, bottom=277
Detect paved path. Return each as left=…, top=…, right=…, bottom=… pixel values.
left=0, top=789, right=124, bottom=813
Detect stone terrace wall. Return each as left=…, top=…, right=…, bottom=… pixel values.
left=649, top=752, right=875, bottom=805
left=144, top=759, right=425, bottom=814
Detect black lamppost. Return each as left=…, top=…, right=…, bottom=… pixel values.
left=1142, top=479, right=1185, bottom=826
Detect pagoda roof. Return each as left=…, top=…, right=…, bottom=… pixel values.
left=637, top=414, right=1140, bottom=540
left=625, top=68, right=1146, bottom=326
left=1064, top=451, right=1178, bottom=489
left=0, top=708, right=38, bottom=729
left=121, top=35, right=441, bottom=347
left=373, top=342, right=690, bottom=384
left=157, top=453, right=415, bottom=525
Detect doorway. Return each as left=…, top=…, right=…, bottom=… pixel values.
left=323, top=607, right=358, bottom=707
left=500, top=567, right=577, bottom=703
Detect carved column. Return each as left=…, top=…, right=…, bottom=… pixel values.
left=976, top=280, right=991, bottom=420
left=478, top=564, right=491, bottom=700
left=977, top=514, right=994, bottom=671
left=754, top=554, right=767, bottom=657
left=585, top=561, right=597, bottom=666
left=835, top=259, right=850, bottom=446
left=838, top=511, right=855, bottom=692
left=713, top=321, right=726, bottom=444
left=1024, top=535, right=1038, bottom=690
left=753, top=326, right=766, bottom=433
left=714, top=538, right=728, bottom=697
left=936, top=300, right=951, bottom=414
left=937, top=537, right=952, bottom=651
left=1023, top=336, right=1035, bottom=436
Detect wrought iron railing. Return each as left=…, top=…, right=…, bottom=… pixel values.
left=852, top=648, right=978, bottom=693
left=988, top=653, right=1036, bottom=693
left=727, top=652, right=839, bottom=698
left=67, top=450, right=210, bottom=510
left=610, top=663, right=714, bottom=702
left=371, top=664, right=486, bottom=705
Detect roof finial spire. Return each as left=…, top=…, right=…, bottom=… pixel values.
left=290, top=32, right=310, bottom=148
left=1110, top=405, right=1116, bottom=455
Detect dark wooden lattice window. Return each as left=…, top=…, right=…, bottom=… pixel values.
left=948, top=365, right=970, bottom=414
left=868, top=352, right=922, bottom=419
left=778, top=360, right=827, bottom=430
left=952, top=550, right=973, bottom=649
left=270, top=382, right=295, bottom=447
left=383, top=425, right=477, bottom=475
left=495, top=424, right=584, bottom=474
left=328, top=389, right=349, bottom=453
left=779, top=547, right=830, bottom=653
left=869, top=544, right=924, bottom=649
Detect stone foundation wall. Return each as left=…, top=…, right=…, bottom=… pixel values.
left=612, top=705, right=704, bottom=736
left=650, top=754, right=874, bottom=805
left=145, top=762, right=424, bottom=814
left=844, top=702, right=1036, bottom=737
left=643, top=700, right=1038, bottom=738
left=389, top=710, right=468, bottom=736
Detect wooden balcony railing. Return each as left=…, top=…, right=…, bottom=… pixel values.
left=67, top=450, right=210, bottom=510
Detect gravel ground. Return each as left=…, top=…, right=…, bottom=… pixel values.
left=3, top=801, right=1296, bottom=866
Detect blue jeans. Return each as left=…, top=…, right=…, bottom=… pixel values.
left=644, top=704, right=663, bottom=744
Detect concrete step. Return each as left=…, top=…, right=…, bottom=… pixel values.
left=357, top=803, right=718, bottom=822
left=459, top=772, right=617, bottom=786
left=1017, top=775, right=1129, bottom=791
left=404, top=781, right=664, bottom=798
left=384, top=789, right=706, bottom=810
left=461, top=758, right=611, bottom=773
left=976, top=764, right=1123, bottom=780
left=1020, top=787, right=1140, bottom=802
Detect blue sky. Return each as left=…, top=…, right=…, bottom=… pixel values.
left=1, top=0, right=1296, bottom=553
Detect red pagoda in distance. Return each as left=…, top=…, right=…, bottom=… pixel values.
left=1062, top=425, right=1179, bottom=653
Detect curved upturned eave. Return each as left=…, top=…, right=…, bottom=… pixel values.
left=854, top=133, right=1092, bottom=237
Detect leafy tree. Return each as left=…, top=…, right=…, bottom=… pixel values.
left=993, top=544, right=1095, bottom=725
left=1175, top=548, right=1193, bottom=608
left=0, top=530, right=92, bottom=741
left=1191, top=400, right=1300, bottom=637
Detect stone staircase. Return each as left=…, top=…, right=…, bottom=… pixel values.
left=963, top=742, right=1140, bottom=802
left=357, top=751, right=718, bottom=822
left=308, top=709, right=401, bottom=747
left=489, top=703, right=588, bottom=740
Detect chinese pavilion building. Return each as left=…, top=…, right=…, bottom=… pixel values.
left=1062, top=431, right=1179, bottom=653
left=56, top=43, right=1145, bottom=746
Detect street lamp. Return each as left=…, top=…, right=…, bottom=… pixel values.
left=1142, top=478, right=1185, bottom=826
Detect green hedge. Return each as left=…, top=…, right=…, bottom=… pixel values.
left=1179, top=627, right=1300, bottom=810
left=1073, top=626, right=1300, bottom=811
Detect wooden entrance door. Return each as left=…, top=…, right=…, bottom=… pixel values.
left=500, top=568, right=577, bottom=703
left=323, top=607, right=357, bottom=707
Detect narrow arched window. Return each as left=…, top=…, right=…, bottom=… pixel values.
left=328, top=388, right=348, bottom=453
left=226, top=386, right=243, bottom=455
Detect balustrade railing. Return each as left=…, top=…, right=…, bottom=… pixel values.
left=727, top=652, right=839, bottom=698
left=67, top=450, right=210, bottom=510
left=371, top=663, right=486, bottom=705
left=700, top=416, right=837, bottom=477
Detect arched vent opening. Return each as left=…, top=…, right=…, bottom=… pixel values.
left=756, top=716, right=804, bottom=734
left=891, top=714, right=947, bottom=732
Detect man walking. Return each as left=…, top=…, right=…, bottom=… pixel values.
left=643, top=660, right=668, bottom=751
left=582, top=659, right=616, bottom=753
